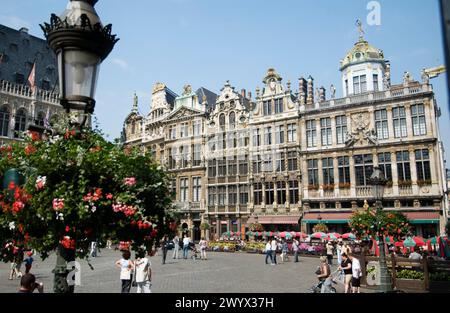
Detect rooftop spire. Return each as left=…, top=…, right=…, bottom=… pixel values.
left=132, top=92, right=138, bottom=114
left=355, top=19, right=365, bottom=41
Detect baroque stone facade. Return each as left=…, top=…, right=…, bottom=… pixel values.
left=123, top=36, right=449, bottom=239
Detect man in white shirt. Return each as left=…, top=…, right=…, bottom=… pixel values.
left=270, top=238, right=278, bottom=265
left=348, top=254, right=362, bottom=293
left=293, top=239, right=299, bottom=263
left=134, top=251, right=151, bottom=293
left=265, top=241, right=272, bottom=264
left=182, top=235, right=190, bottom=259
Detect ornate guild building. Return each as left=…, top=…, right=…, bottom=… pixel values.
left=123, top=34, right=449, bottom=240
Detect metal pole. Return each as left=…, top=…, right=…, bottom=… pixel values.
left=53, top=244, right=75, bottom=293
left=376, top=200, right=393, bottom=292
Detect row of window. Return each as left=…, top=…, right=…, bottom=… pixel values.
left=168, top=120, right=203, bottom=139
left=207, top=181, right=299, bottom=206
left=0, top=106, right=50, bottom=138
left=263, top=98, right=284, bottom=116
left=253, top=124, right=297, bottom=146
left=307, top=150, right=431, bottom=186
left=167, top=145, right=202, bottom=169
left=306, top=104, right=427, bottom=147
left=345, top=74, right=379, bottom=95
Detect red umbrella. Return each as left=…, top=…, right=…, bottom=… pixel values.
left=342, top=233, right=356, bottom=240
left=412, top=236, right=425, bottom=246
left=279, top=232, right=287, bottom=238
left=296, top=232, right=307, bottom=238
left=395, top=242, right=404, bottom=247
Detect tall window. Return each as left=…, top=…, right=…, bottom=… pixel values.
left=253, top=128, right=261, bottom=146
left=239, top=185, right=248, bottom=205
left=208, top=186, right=216, bottom=206
left=287, top=151, right=298, bottom=171
left=219, top=114, right=226, bottom=131
left=208, top=159, right=217, bottom=177
left=192, top=177, right=201, bottom=202
left=180, top=146, right=189, bottom=168
left=169, top=125, right=176, bottom=139
left=345, top=79, right=349, bottom=96
left=306, top=120, right=317, bottom=147
left=263, top=153, right=273, bottom=172
left=276, top=152, right=285, bottom=172
left=378, top=152, right=392, bottom=182
left=375, top=109, right=389, bottom=139
left=218, top=158, right=227, bottom=176
left=264, top=127, right=272, bottom=145
left=228, top=185, right=237, bottom=205
left=0, top=106, right=10, bottom=137
left=238, top=130, right=250, bottom=147
left=265, top=182, right=274, bottom=205
left=180, top=178, right=188, bottom=202
left=277, top=182, right=286, bottom=205
left=254, top=183, right=262, bottom=205
left=275, top=125, right=285, bottom=144
left=192, top=120, right=202, bottom=136
left=289, top=181, right=299, bottom=204
left=168, top=148, right=176, bottom=169
left=393, top=107, right=407, bottom=138
left=287, top=123, right=297, bottom=142
left=218, top=133, right=226, bottom=150
left=415, top=149, right=431, bottom=181
left=353, top=74, right=367, bottom=94
left=373, top=74, right=379, bottom=92
left=307, top=159, right=319, bottom=186
left=322, top=158, right=334, bottom=185
left=228, top=156, right=237, bottom=175
left=180, top=123, right=189, bottom=138
left=354, top=154, right=373, bottom=186
left=338, top=156, right=350, bottom=184
left=336, top=115, right=347, bottom=144
left=411, top=104, right=427, bottom=136
left=239, top=155, right=248, bottom=175
left=229, top=112, right=236, bottom=130
left=396, top=151, right=411, bottom=182
left=320, top=118, right=332, bottom=146
left=170, top=179, right=177, bottom=200
left=263, top=100, right=272, bottom=116
left=218, top=186, right=226, bottom=205
left=14, top=108, right=26, bottom=138
left=35, top=111, right=45, bottom=127
left=274, top=98, right=283, bottom=114
left=192, top=144, right=201, bottom=166
left=253, top=155, right=262, bottom=174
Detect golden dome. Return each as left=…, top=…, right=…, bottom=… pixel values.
left=340, top=37, right=385, bottom=71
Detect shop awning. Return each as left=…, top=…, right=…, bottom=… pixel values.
left=247, top=215, right=300, bottom=225
left=303, top=212, right=352, bottom=224
left=303, top=211, right=441, bottom=224
left=403, top=212, right=440, bottom=224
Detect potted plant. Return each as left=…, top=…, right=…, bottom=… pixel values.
left=338, top=182, right=351, bottom=189
left=417, top=179, right=432, bottom=187
left=200, top=222, right=210, bottom=231
left=322, top=184, right=334, bottom=191
left=313, top=223, right=328, bottom=233
left=308, top=184, right=319, bottom=190
left=398, top=180, right=412, bottom=187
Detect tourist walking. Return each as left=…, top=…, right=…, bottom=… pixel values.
left=199, top=238, right=208, bottom=260
left=317, top=256, right=333, bottom=293
left=265, top=241, right=272, bottom=264
left=90, top=241, right=97, bottom=258
left=24, top=251, right=34, bottom=274
left=336, top=240, right=343, bottom=265
left=270, top=238, right=278, bottom=265
left=338, top=253, right=352, bottom=293
left=134, top=250, right=152, bottom=293
left=161, top=235, right=169, bottom=264
left=107, top=239, right=112, bottom=249
left=115, top=250, right=134, bottom=293
left=326, top=241, right=334, bottom=265
left=172, top=235, right=180, bottom=259
left=183, top=235, right=190, bottom=259
left=349, top=253, right=362, bottom=293
left=281, top=240, right=288, bottom=263
left=293, top=239, right=299, bottom=262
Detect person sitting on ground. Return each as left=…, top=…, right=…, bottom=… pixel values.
left=17, top=273, right=44, bottom=293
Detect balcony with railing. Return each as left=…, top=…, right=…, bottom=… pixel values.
left=1, top=80, right=60, bottom=105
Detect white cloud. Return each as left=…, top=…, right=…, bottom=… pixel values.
left=0, top=15, right=31, bottom=30
left=111, top=58, right=130, bottom=71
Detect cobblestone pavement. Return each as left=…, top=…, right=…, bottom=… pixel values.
left=0, top=249, right=346, bottom=293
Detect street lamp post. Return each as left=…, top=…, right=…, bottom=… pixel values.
left=40, top=0, right=118, bottom=293
left=369, top=166, right=393, bottom=293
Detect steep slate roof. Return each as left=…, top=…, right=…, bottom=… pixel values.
left=196, top=87, right=217, bottom=111
left=0, top=24, right=58, bottom=91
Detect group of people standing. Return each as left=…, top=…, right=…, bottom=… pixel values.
left=115, top=250, right=152, bottom=293
left=264, top=237, right=294, bottom=265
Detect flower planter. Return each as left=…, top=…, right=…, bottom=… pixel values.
left=395, top=279, right=425, bottom=292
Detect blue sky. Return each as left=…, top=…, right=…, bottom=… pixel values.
left=1, top=0, right=449, bottom=163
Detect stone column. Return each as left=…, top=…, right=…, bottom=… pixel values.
left=409, top=148, right=418, bottom=194
left=386, top=107, right=394, bottom=139
left=302, top=157, right=308, bottom=199
left=285, top=179, right=290, bottom=210
left=391, top=151, right=399, bottom=196
left=216, top=215, right=220, bottom=237
left=404, top=104, right=412, bottom=137
left=331, top=117, right=337, bottom=146
left=333, top=156, right=339, bottom=197
left=349, top=152, right=356, bottom=197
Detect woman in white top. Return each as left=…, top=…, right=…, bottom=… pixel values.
left=199, top=238, right=208, bottom=260
left=134, top=250, right=152, bottom=293
left=115, top=250, right=134, bottom=293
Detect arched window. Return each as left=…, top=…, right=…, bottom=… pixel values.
left=0, top=106, right=10, bottom=137
left=219, top=113, right=225, bottom=131
left=14, top=108, right=26, bottom=138
left=35, top=111, right=45, bottom=127
left=229, top=112, right=236, bottom=130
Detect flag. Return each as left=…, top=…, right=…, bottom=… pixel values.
left=43, top=107, right=50, bottom=129
left=27, top=62, right=36, bottom=94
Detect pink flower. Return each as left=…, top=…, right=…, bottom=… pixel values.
left=106, top=193, right=113, bottom=200
left=124, top=177, right=136, bottom=186
left=53, top=198, right=65, bottom=211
